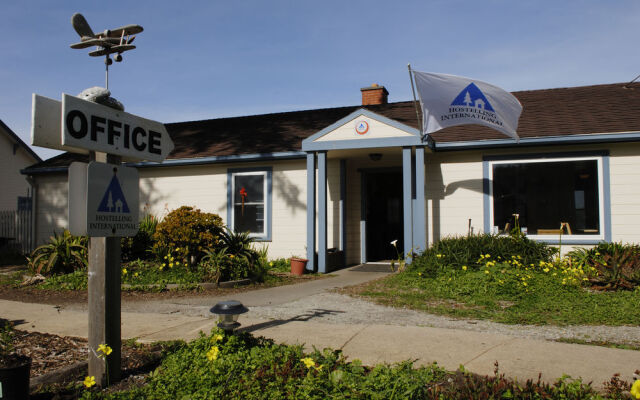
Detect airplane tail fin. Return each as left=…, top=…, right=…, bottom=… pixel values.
left=71, top=13, right=94, bottom=38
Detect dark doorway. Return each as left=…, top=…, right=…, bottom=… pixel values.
left=364, top=170, right=403, bottom=261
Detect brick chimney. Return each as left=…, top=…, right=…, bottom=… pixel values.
left=361, top=83, right=389, bottom=105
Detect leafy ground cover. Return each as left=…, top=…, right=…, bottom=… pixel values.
left=73, top=329, right=634, bottom=399
left=348, top=235, right=640, bottom=326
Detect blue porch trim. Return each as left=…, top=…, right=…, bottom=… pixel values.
left=317, top=152, right=327, bottom=273
left=306, top=153, right=316, bottom=271
left=402, top=147, right=413, bottom=259
left=413, top=147, right=426, bottom=253
left=360, top=172, right=366, bottom=264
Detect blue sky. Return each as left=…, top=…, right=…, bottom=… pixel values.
left=2, top=1, right=639, bottom=159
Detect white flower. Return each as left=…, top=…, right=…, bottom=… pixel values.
left=390, top=240, right=398, bottom=247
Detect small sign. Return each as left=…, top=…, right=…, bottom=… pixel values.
left=86, top=162, right=139, bottom=237
left=355, top=120, right=369, bottom=135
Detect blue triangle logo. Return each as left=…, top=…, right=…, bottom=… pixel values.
left=450, top=83, right=495, bottom=112
left=97, top=175, right=130, bottom=213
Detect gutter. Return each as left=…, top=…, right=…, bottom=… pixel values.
left=21, top=151, right=307, bottom=174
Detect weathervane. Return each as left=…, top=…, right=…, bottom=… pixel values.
left=70, top=13, right=143, bottom=91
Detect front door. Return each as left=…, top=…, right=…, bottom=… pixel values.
left=364, top=171, right=403, bottom=261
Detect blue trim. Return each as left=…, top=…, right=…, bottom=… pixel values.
left=306, top=153, right=316, bottom=271
left=303, top=136, right=421, bottom=151
left=435, top=132, right=640, bottom=152
left=226, top=166, right=272, bottom=241
left=602, top=155, right=612, bottom=242
left=482, top=161, right=491, bottom=234
left=302, top=108, right=420, bottom=150
left=317, top=152, right=327, bottom=273
left=132, top=151, right=305, bottom=168
left=339, top=159, right=346, bottom=253
left=402, top=147, right=413, bottom=258
left=482, top=150, right=611, bottom=244
left=483, top=150, right=609, bottom=162
left=360, top=172, right=366, bottom=264
left=413, top=147, right=426, bottom=253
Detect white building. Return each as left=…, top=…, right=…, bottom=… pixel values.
left=22, top=82, right=640, bottom=272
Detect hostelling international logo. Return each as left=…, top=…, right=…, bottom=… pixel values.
left=442, top=83, right=504, bottom=129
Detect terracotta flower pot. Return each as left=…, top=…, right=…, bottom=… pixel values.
left=290, top=257, right=308, bottom=276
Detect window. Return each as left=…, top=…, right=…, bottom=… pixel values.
left=488, top=155, right=606, bottom=241
left=227, top=168, right=271, bottom=240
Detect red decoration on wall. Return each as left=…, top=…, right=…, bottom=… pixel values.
left=239, top=187, right=247, bottom=216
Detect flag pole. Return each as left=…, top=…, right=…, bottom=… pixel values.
left=407, top=64, right=424, bottom=138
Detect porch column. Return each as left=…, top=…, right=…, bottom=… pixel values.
left=339, top=159, right=347, bottom=264
left=413, top=147, right=426, bottom=253
left=402, top=147, right=413, bottom=259
left=317, top=151, right=328, bottom=273
left=306, top=152, right=316, bottom=271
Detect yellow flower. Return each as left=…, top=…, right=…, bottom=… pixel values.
left=301, top=357, right=316, bottom=368
left=211, top=334, right=224, bottom=343
left=97, top=344, right=112, bottom=356
left=269, top=262, right=274, bottom=266
left=229, top=254, right=234, bottom=259
left=543, top=268, right=550, bottom=273
left=164, top=255, right=168, bottom=259
left=207, top=346, right=220, bottom=361
left=522, top=282, right=528, bottom=286
left=631, top=380, right=640, bottom=399
left=134, top=272, right=139, bottom=277
left=436, top=254, right=443, bottom=258
left=84, top=375, right=96, bottom=388
left=484, top=270, right=490, bottom=274
left=169, top=263, right=174, bottom=268
left=462, top=265, right=467, bottom=271
left=122, top=268, right=127, bottom=275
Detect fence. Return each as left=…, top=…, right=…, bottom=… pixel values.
left=0, top=208, right=32, bottom=254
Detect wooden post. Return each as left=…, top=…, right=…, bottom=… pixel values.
left=88, top=152, right=122, bottom=386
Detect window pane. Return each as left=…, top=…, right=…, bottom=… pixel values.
left=234, top=204, right=264, bottom=234
left=492, top=160, right=600, bottom=235
left=234, top=175, right=264, bottom=204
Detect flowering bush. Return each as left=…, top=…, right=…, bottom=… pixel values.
left=409, top=234, right=556, bottom=276
left=153, top=206, right=224, bottom=266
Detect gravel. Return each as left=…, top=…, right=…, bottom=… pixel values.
left=239, top=292, right=640, bottom=346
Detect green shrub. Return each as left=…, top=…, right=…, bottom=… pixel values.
left=92, top=329, right=608, bottom=399
left=121, top=214, right=158, bottom=262
left=28, top=230, right=88, bottom=275
left=409, top=234, right=556, bottom=276
left=568, top=242, right=640, bottom=290
left=199, top=247, right=258, bottom=283
left=267, top=257, right=291, bottom=273
left=153, top=206, right=224, bottom=266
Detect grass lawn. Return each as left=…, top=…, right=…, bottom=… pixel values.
left=352, top=262, right=640, bottom=326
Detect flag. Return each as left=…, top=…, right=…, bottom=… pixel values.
left=412, top=70, right=522, bottom=141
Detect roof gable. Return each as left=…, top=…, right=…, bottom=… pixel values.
left=302, top=109, right=421, bottom=151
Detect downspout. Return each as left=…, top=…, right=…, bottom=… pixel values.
left=26, top=175, right=37, bottom=252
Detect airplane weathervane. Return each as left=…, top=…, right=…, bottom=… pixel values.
left=70, top=13, right=143, bottom=90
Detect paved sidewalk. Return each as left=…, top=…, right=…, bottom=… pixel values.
left=2, top=297, right=637, bottom=390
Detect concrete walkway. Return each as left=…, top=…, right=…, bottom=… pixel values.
left=2, top=266, right=638, bottom=390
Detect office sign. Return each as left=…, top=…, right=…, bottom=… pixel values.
left=58, top=94, right=174, bottom=162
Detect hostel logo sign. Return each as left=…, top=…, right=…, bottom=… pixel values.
left=86, top=162, right=139, bottom=237
left=97, top=175, right=130, bottom=213
left=412, top=71, right=522, bottom=141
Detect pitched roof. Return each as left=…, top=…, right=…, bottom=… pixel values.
left=23, top=82, right=640, bottom=173
left=0, top=119, right=42, bottom=163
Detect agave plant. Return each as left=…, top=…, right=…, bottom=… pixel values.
left=220, top=228, right=259, bottom=265
left=28, top=230, right=88, bottom=276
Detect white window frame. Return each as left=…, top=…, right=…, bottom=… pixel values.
left=230, top=170, right=268, bottom=238
left=488, top=155, right=605, bottom=242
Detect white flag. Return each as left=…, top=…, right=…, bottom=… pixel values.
left=412, top=71, right=522, bottom=141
